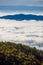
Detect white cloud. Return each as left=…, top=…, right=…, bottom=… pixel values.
left=0, top=12, right=43, bottom=50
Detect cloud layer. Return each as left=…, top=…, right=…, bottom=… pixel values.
left=0, top=12, right=43, bottom=50
left=0, top=0, right=43, bottom=7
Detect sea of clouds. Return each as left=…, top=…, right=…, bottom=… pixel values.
left=0, top=11, right=43, bottom=50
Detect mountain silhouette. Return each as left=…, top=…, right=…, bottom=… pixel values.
left=0, top=14, right=43, bottom=21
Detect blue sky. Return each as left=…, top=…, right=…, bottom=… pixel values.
left=0, top=0, right=43, bottom=7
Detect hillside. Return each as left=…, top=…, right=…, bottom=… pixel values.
left=0, top=42, right=43, bottom=65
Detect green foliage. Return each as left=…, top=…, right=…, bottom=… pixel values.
left=0, top=42, right=43, bottom=65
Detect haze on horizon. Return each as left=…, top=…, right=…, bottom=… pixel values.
left=0, top=0, right=43, bottom=7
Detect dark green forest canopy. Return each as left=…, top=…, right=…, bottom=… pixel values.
left=0, top=42, right=43, bottom=65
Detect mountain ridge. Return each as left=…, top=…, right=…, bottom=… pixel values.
left=0, top=14, right=43, bottom=21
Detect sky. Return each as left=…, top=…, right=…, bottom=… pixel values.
left=0, top=0, right=43, bottom=7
